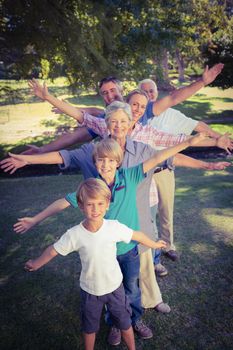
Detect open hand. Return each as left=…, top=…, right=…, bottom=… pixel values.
left=14, top=217, right=36, bottom=234
left=202, top=63, right=224, bottom=85
left=0, top=152, right=28, bottom=174
left=28, top=78, right=49, bottom=100
left=24, top=259, right=39, bottom=272
left=206, top=161, right=231, bottom=170
left=154, top=240, right=167, bottom=249
left=216, top=133, right=233, bottom=154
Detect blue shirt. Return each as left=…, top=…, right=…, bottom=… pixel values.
left=138, top=101, right=154, bottom=126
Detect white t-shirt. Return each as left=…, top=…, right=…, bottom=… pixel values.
left=149, top=108, right=198, bottom=149
left=53, top=219, right=133, bottom=296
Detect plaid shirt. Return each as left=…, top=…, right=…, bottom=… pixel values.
left=82, top=113, right=187, bottom=206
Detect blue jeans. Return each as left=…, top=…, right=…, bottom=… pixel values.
left=105, top=246, right=142, bottom=326
left=153, top=248, right=161, bottom=265
left=151, top=204, right=161, bottom=265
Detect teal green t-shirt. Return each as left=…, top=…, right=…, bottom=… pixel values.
left=66, top=164, right=146, bottom=255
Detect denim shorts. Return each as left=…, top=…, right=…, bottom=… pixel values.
left=80, top=283, right=132, bottom=334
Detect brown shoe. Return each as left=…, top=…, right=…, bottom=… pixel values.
left=107, top=326, right=121, bottom=346
left=133, top=320, right=153, bottom=339
left=164, top=250, right=178, bottom=261
left=155, top=302, right=171, bottom=313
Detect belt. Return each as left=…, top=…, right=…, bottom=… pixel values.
left=154, top=166, right=168, bottom=174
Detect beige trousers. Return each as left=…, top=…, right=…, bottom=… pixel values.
left=139, top=249, right=162, bottom=308
left=153, top=169, right=176, bottom=251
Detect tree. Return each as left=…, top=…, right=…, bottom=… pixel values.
left=0, top=0, right=119, bottom=88
left=0, top=0, right=232, bottom=89
left=202, top=9, right=233, bottom=89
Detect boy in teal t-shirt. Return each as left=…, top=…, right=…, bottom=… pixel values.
left=66, top=163, right=145, bottom=255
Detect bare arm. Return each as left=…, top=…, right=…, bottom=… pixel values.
left=194, top=121, right=221, bottom=139
left=83, top=107, right=105, bottom=116
left=143, top=133, right=208, bottom=173
left=153, top=63, right=224, bottom=115
left=51, top=104, right=104, bottom=117
left=25, top=245, right=58, bottom=271
left=28, top=79, right=84, bottom=122
left=132, top=231, right=167, bottom=249
left=22, top=127, right=93, bottom=155
left=14, top=198, right=71, bottom=234
left=173, top=153, right=231, bottom=170
left=187, top=132, right=233, bottom=154
left=0, top=151, right=63, bottom=174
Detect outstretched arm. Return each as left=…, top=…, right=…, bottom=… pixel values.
left=132, top=231, right=167, bottom=250
left=173, top=153, right=231, bottom=170
left=0, top=151, right=63, bottom=174
left=153, top=63, right=224, bottom=115
left=143, top=133, right=208, bottom=173
left=14, top=198, right=71, bottom=234
left=22, top=127, right=93, bottom=155
left=25, top=245, right=58, bottom=271
left=194, top=121, right=221, bottom=139
left=51, top=105, right=104, bottom=117
left=28, top=79, right=84, bottom=122
left=188, top=132, right=233, bottom=154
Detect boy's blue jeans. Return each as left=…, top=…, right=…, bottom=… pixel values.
left=154, top=248, right=161, bottom=265
left=151, top=204, right=161, bottom=265
left=105, top=245, right=142, bottom=326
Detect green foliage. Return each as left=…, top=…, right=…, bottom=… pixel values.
left=0, top=0, right=232, bottom=87
left=203, top=17, right=233, bottom=89
left=39, top=59, right=50, bottom=79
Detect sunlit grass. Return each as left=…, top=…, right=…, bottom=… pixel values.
left=210, top=124, right=233, bottom=134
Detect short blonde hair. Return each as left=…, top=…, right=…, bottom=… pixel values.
left=126, top=89, right=149, bottom=103
left=92, top=138, right=123, bottom=166
left=77, top=178, right=111, bottom=206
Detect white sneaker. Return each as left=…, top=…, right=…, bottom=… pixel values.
left=154, top=263, right=168, bottom=277
left=155, top=302, right=171, bottom=313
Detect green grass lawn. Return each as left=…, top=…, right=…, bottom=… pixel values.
left=0, top=164, right=233, bottom=350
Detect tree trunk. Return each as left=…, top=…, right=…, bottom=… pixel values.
left=162, top=48, right=170, bottom=82
left=175, top=49, right=186, bottom=82
left=152, top=50, right=175, bottom=91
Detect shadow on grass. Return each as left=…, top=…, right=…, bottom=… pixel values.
left=66, top=94, right=104, bottom=107
left=174, top=100, right=213, bottom=119
left=205, top=110, right=233, bottom=123
left=0, top=121, right=82, bottom=160
left=193, top=93, right=233, bottom=103
left=0, top=136, right=82, bottom=178
left=0, top=136, right=55, bottom=154
left=0, top=85, right=103, bottom=107
left=0, top=85, right=73, bottom=106
left=174, top=99, right=233, bottom=121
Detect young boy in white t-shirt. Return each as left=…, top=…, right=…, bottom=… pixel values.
left=24, top=177, right=167, bottom=350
